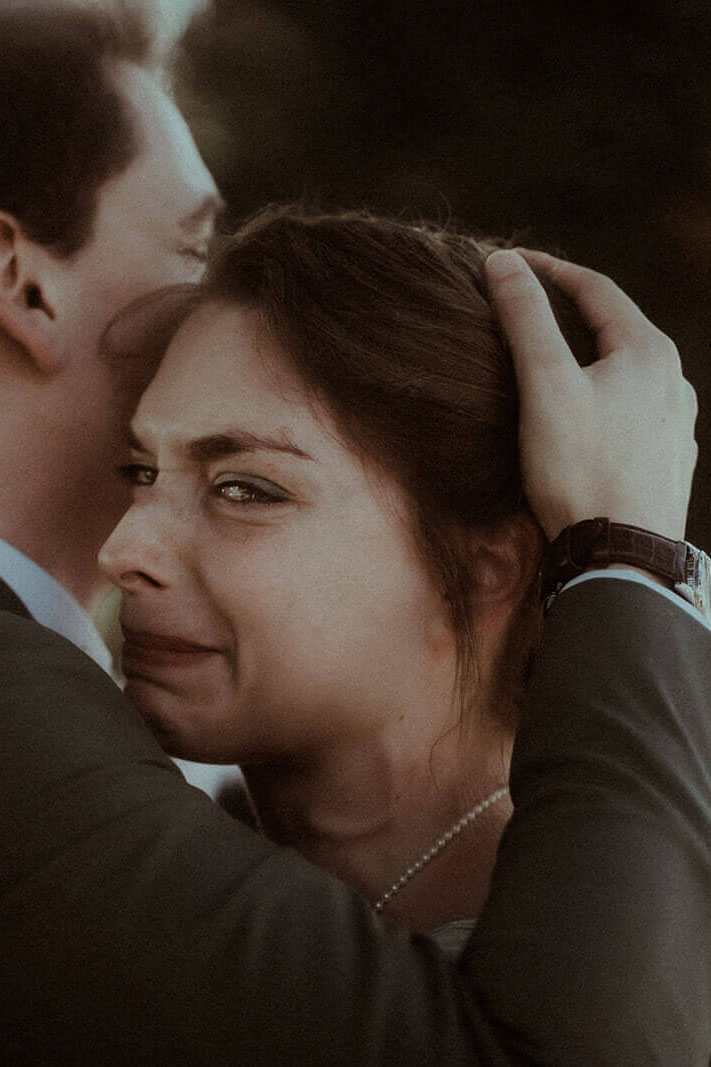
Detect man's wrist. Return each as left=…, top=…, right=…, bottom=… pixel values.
left=541, top=518, right=689, bottom=597
left=541, top=520, right=711, bottom=625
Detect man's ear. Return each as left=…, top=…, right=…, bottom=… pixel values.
left=0, top=212, right=65, bottom=375
left=470, top=512, right=545, bottom=609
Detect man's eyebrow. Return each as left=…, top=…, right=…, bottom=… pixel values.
left=126, top=428, right=313, bottom=463
left=179, top=193, right=226, bottom=233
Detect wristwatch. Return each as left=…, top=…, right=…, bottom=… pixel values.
left=541, top=517, right=711, bottom=622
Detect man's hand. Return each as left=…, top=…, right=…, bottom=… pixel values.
left=485, top=248, right=698, bottom=542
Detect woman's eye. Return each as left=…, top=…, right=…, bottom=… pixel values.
left=214, top=478, right=285, bottom=504
left=118, top=464, right=157, bottom=486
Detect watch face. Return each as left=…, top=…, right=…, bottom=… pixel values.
left=684, top=547, right=711, bottom=621
left=696, top=551, right=711, bottom=619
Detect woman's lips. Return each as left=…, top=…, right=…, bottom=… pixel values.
left=121, top=628, right=220, bottom=670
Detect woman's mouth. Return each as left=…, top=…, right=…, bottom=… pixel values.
left=121, top=627, right=221, bottom=671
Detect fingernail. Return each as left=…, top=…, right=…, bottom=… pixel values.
left=514, top=247, right=553, bottom=259
left=485, top=249, right=526, bottom=279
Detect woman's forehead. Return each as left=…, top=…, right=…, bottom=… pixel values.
left=151, top=303, right=301, bottom=407
left=133, top=304, right=346, bottom=463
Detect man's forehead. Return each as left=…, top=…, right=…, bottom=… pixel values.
left=110, top=61, right=218, bottom=207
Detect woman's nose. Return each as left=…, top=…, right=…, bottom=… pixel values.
left=98, top=505, right=171, bottom=591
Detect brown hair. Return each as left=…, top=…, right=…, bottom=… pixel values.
left=0, top=4, right=152, bottom=256
left=198, top=204, right=548, bottom=726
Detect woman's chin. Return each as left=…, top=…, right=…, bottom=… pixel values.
left=123, top=677, right=220, bottom=760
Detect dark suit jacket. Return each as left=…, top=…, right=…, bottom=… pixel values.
left=0, top=578, right=30, bottom=618
left=0, top=580, right=709, bottom=1065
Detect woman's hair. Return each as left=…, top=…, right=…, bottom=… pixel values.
left=196, top=204, right=552, bottom=728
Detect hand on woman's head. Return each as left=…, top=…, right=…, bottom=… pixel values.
left=485, top=248, right=697, bottom=541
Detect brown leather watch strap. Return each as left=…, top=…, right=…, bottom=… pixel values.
left=541, top=517, right=689, bottom=601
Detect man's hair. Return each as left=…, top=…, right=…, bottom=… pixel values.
left=0, top=4, right=153, bottom=257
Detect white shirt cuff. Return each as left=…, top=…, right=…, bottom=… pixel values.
left=561, top=568, right=711, bottom=631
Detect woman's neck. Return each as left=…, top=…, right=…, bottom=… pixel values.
left=241, top=722, right=513, bottom=933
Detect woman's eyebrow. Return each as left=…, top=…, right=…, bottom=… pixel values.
left=125, top=428, right=314, bottom=463
left=185, top=431, right=314, bottom=464
left=126, top=428, right=149, bottom=453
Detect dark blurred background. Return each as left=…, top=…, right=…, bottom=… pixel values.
left=175, top=0, right=711, bottom=546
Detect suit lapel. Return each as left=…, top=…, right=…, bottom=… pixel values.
left=0, top=579, right=32, bottom=619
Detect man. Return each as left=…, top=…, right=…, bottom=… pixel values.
left=0, top=240, right=709, bottom=1063
left=0, top=2, right=236, bottom=794
left=0, top=4, right=219, bottom=662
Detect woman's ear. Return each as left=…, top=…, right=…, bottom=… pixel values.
left=470, top=512, right=545, bottom=609
left=0, top=213, right=65, bottom=375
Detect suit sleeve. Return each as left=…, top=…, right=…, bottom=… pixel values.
left=0, top=579, right=709, bottom=1066
left=466, top=578, right=711, bottom=1063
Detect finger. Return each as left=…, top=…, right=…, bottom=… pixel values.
left=516, top=249, right=665, bottom=361
left=484, top=249, right=582, bottom=394
left=683, top=377, right=699, bottom=422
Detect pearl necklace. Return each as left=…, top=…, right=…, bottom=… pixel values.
left=372, top=786, right=510, bottom=913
